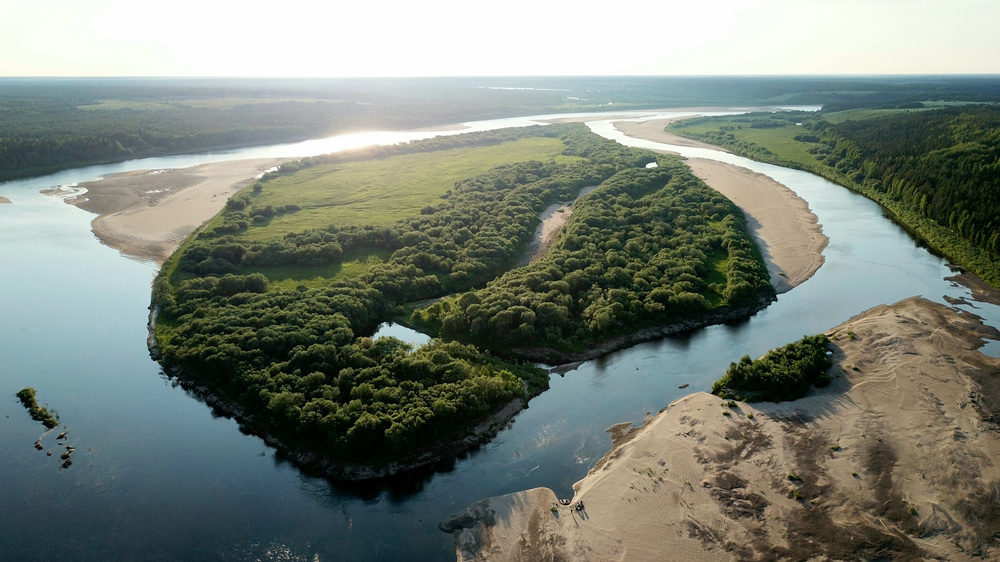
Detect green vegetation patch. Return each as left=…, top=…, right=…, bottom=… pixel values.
left=16, top=387, right=59, bottom=429
left=711, top=334, right=831, bottom=402
left=221, top=136, right=579, bottom=242
left=415, top=158, right=774, bottom=351
left=152, top=123, right=775, bottom=473
left=669, top=114, right=818, bottom=168
left=152, top=124, right=644, bottom=468
left=669, top=107, right=1000, bottom=287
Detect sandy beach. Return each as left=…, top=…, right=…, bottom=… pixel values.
left=49, top=158, right=285, bottom=264
left=614, top=118, right=827, bottom=293
left=442, top=297, right=1000, bottom=561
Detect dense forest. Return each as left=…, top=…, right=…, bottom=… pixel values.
left=5, top=75, right=1000, bottom=182
left=152, top=123, right=774, bottom=474
left=711, top=334, right=831, bottom=402
left=414, top=163, right=773, bottom=352
left=669, top=105, right=1000, bottom=287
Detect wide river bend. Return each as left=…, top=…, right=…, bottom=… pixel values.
left=1, top=110, right=998, bottom=561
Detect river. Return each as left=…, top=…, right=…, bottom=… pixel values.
left=2, top=109, right=999, bottom=561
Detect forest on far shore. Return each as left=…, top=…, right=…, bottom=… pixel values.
left=4, top=75, right=1000, bottom=182
left=668, top=104, right=1000, bottom=287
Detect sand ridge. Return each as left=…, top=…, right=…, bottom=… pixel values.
left=441, top=297, right=1000, bottom=561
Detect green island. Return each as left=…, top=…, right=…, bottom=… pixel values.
left=151, top=123, right=775, bottom=478
left=16, top=387, right=59, bottom=429
left=711, top=334, right=832, bottom=402
left=668, top=104, right=1000, bottom=287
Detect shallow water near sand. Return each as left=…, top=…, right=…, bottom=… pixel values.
left=1, top=109, right=999, bottom=561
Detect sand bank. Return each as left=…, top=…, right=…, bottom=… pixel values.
left=518, top=186, right=599, bottom=266
left=49, top=158, right=285, bottom=264
left=0, top=196, right=11, bottom=204
left=615, top=118, right=827, bottom=293
left=442, top=297, right=1000, bottom=560
left=614, top=117, right=730, bottom=152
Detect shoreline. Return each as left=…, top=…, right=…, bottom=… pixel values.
left=442, top=297, right=1000, bottom=561
left=613, top=118, right=828, bottom=293
left=153, top=342, right=535, bottom=481
left=504, top=294, right=774, bottom=364
left=47, top=158, right=287, bottom=264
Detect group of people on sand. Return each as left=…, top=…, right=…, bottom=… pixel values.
left=557, top=499, right=585, bottom=511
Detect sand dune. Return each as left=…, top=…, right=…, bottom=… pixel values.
left=442, top=297, right=1000, bottom=561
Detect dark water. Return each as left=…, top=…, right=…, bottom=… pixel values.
left=1, top=110, right=998, bottom=561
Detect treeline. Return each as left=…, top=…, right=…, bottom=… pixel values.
left=153, top=124, right=666, bottom=467
left=711, top=334, right=831, bottom=402
left=673, top=107, right=1000, bottom=287
left=0, top=98, right=370, bottom=181
left=10, top=76, right=1000, bottom=182
left=819, top=107, right=1000, bottom=255
left=0, top=79, right=574, bottom=182
left=414, top=160, right=774, bottom=350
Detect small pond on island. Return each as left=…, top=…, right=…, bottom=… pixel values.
left=2, top=109, right=999, bottom=560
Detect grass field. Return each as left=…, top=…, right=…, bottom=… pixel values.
left=254, top=249, right=395, bottom=290
left=668, top=118, right=819, bottom=167
left=220, top=136, right=581, bottom=242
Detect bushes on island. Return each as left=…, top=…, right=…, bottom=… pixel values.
left=153, top=123, right=775, bottom=467
left=16, top=387, right=59, bottom=429
left=711, top=334, right=831, bottom=402
left=416, top=161, right=774, bottom=350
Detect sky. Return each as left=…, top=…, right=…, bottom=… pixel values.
left=2, top=0, right=998, bottom=77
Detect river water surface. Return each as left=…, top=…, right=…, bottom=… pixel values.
left=2, top=110, right=999, bottom=561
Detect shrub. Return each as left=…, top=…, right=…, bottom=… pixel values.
left=711, top=334, right=831, bottom=402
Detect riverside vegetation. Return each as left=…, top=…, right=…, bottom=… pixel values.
left=711, top=334, right=831, bottom=402
left=151, top=123, right=774, bottom=476
left=16, top=387, right=59, bottom=429
left=668, top=105, right=1000, bottom=287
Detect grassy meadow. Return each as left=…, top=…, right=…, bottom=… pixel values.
left=217, top=136, right=580, bottom=243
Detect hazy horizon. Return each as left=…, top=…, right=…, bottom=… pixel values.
left=3, top=0, right=998, bottom=78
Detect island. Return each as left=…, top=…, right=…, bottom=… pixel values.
left=127, top=122, right=818, bottom=479
left=441, top=297, right=1000, bottom=560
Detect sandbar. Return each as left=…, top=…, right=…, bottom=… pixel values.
left=615, top=118, right=827, bottom=293
left=442, top=297, right=1000, bottom=560
left=0, top=196, right=11, bottom=204
left=48, top=158, right=285, bottom=264
left=518, top=186, right=599, bottom=266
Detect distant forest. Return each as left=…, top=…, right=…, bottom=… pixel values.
left=4, top=75, right=1000, bottom=181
